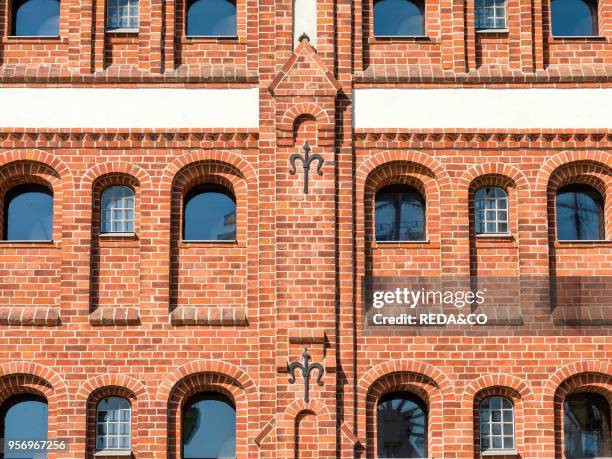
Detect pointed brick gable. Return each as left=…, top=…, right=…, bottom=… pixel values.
left=269, top=38, right=341, bottom=97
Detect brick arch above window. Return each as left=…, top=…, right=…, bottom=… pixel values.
left=458, top=162, right=531, bottom=196
left=543, top=360, right=612, bottom=401
left=80, top=161, right=152, bottom=192
left=356, top=150, right=451, bottom=194
left=161, top=150, right=257, bottom=192
left=0, top=361, right=68, bottom=440
left=535, top=150, right=611, bottom=194
left=462, top=374, right=535, bottom=459
left=0, top=149, right=73, bottom=188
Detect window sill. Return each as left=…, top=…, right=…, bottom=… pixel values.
left=180, top=239, right=238, bottom=248
left=550, top=35, right=607, bottom=42
left=554, top=240, right=611, bottom=248
left=170, top=305, right=248, bottom=326
left=182, top=35, right=243, bottom=44
left=3, top=35, right=63, bottom=44
left=99, top=232, right=137, bottom=239
left=94, top=450, right=132, bottom=457
left=481, top=449, right=518, bottom=456
left=371, top=35, right=432, bottom=43
left=0, top=240, right=57, bottom=249
left=476, top=233, right=512, bottom=238
left=476, top=29, right=509, bottom=34
left=106, top=28, right=139, bottom=34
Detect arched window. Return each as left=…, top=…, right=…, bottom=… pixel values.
left=3, top=184, right=53, bottom=241
left=373, top=0, right=425, bottom=37
left=475, top=187, right=509, bottom=235
left=377, top=392, right=427, bottom=458
left=183, top=184, right=237, bottom=241
left=1, top=394, right=48, bottom=457
left=182, top=392, right=236, bottom=459
left=556, top=184, right=605, bottom=241
left=551, top=0, right=598, bottom=36
left=101, top=185, right=135, bottom=234
left=186, top=0, right=237, bottom=37
left=375, top=185, right=426, bottom=241
left=11, top=0, right=60, bottom=37
left=479, top=396, right=515, bottom=452
left=96, top=396, right=131, bottom=453
left=106, top=0, right=139, bottom=31
left=564, top=393, right=611, bottom=459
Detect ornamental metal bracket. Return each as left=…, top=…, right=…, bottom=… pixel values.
left=289, top=142, right=324, bottom=194
left=287, top=347, right=324, bottom=402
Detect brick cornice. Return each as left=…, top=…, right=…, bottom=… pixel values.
left=354, top=129, right=612, bottom=148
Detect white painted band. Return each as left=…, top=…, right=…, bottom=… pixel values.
left=0, top=87, right=260, bottom=129
left=353, top=88, right=612, bottom=129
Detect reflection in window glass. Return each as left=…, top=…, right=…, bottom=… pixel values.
left=475, top=187, right=509, bottom=234
left=186, top=0, right=237, bottom=37
left=375, top=185, right=425, bottom=241
left=373, top=0, right=425, bottom=36
left=11, top=0, right=60, bottom=36
left=377, top=392, right=428, bottom=458
left=106, top=0, right=139, bottom=30
left=556, top=184, right=604, bottom=241
left=182, top=393, right=236, bottom=459
left=551, top=0, right=598, bottom=36
left=183, top=185, right=237, bottom=241
left=96, top=397, right=131, bottom=452
left=480, top=396, right=515, bottom=452
left=475, top=0, right=507, bottom=29
left=4, top=184, right=53, bottom=241
left=101, top=186, right=135, bottom=234
left=564, top=393, right=611, bottom=459
left=1, top=394, right=48, bottom=459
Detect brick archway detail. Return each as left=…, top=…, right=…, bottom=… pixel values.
left=80, top=161, right=152, bottom=190
left=535, top=150, right=611, bottom=193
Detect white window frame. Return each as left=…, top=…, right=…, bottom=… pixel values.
left=474, top=0, right=507, bottom=30
left=106, top=0, right=139, bottom=32
left=100, top=185, right=135, bottom=235
left=480, top=396, right=515, bottom=453
left=475, top=187, right=510, bottom=235
left=96, top=397, right=131, bottom=453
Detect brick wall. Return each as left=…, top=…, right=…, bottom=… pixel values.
left=0, top=0, right=609, bottom=458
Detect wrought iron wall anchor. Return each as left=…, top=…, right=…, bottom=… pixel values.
left=289, top=142, right=324, bottom=194
left=287, top=347, right=324, bottom=402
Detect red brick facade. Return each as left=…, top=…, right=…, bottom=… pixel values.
left=0, top=0, right=610, bottom=458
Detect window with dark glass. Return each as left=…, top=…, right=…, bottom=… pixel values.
left=373, top=0, right=425, bottom=36
left=182, top=392, right=236, bottom=459
left=480, top=396, right=515, bottom=452
left=475, top=0, right=507, bottom=29
left=186, top=0, right=237, bottom=37
left=96, top=397, right=131, bottom=452
left=551, top=0, right=598, bottom=36
left=0, top=394, right=48, bottom=459
left=564, top=393, right=611, bottom=459
left=377, top=392, right=428, bottom=458
left=556, top=184, right=605, bottom=241
left=183, top=184, right=237, bottom=241
left=101, top=185, right=135, bottom=234
left=11, top=0, right=60, bottom=36
left=106, top=0, right=139, bottom=31
left=3, top=184, right=53, bottom=241
left=475, top=187, right=509, bottom=235
left=375, top=185, right=426, bottom=241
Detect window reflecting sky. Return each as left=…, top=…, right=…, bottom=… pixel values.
left=551, top=0, right=598, bottom=36
left=186, top=0, right=237, bottom=36
left=377, top=392, right=427, bottom=458
left=182, top=394, right=236, bottom=459
left=556, top=185, right=604, bottom=241
left=2, top=396, right=48, bottom=459
left=373, top=0, right=425, bottom=36
left=4, top=184, right=53, bottom=241
left=376, top=185, right=426, bottom=241
left=564, top=393, right=611, bottom=459
left=183, top=187, right=236, bottom=241
left=12, top=0, right=60, bottom=36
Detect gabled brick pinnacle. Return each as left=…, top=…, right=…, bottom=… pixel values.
left=269, top=37, right=341, bottom=97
